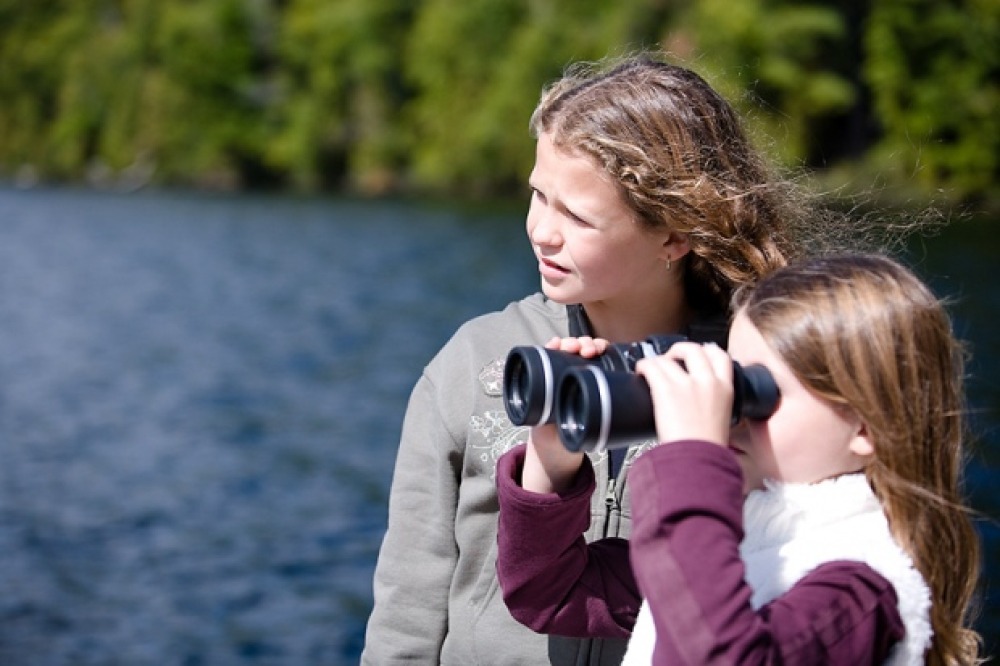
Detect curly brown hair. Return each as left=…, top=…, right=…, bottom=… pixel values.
left=530, top=53, right=808, bottom=316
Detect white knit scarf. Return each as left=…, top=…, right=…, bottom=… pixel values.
left=623, top=473, right=932, bottom=665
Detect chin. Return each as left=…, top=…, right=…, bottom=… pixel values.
left=540, top=285, right=575, bottom=304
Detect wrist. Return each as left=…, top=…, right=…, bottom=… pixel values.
left=522, top=438, right=585, bottom=494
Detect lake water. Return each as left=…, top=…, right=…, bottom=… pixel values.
left=0, top=186, right=996, bottom=663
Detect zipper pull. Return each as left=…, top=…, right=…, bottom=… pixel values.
left=604, top=476, right=618, bottom=509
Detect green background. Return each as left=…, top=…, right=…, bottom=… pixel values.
left=1, top=0, right=997, bottom=204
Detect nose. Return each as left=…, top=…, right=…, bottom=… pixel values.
left=527, top=205, right=561, bottom=248
left=728, top=418, right=750, bottom=445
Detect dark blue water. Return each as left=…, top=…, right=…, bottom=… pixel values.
left=0, top=187, right=995, bottom=663
left=0, top=187, right=537, bottom=665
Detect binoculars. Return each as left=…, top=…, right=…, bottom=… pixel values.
left=502, top=334, right=779, bottom=453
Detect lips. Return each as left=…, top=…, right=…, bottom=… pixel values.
left=538, top=256, right=569, bottom=279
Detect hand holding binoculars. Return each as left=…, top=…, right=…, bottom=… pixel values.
left=502, top=334, right=779, bottom=453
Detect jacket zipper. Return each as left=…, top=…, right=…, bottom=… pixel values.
left=605, top=476, right=618, bottom=510
left=601, top=473, right=618, bottom=537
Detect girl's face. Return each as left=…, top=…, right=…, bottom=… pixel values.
left=525, top=132, right=676, bottom=312
left=726, top=311, right=874, bottom=487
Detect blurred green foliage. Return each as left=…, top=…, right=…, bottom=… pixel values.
left=0, top=0, right=996, bottom=201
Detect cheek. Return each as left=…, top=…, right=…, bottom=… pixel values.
left=742, top=420, right=780, bottom=472
left=569, top=244, right=605, bottom=273
left=573, top=238, right=637, bottom=278
left=559, top=235, right=604, bottom=272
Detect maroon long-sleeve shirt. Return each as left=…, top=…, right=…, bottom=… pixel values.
left=496, top=441, right=905, bottom=664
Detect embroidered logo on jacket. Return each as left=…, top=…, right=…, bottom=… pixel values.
left=468, top=358, right=525, bottom=479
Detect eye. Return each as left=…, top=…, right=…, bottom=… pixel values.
left=567, top=209, right=594, bottom=228
left=529, top=186, right=546, bottom=205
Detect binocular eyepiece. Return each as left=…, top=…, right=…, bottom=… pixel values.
left=502, top=334, right=779, bottom=453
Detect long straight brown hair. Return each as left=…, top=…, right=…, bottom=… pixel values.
left=734, top=254, right=982, bottom=665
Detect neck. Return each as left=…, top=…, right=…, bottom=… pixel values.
left=582, top=296, right=694, bottom=343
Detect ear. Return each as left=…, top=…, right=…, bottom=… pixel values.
left=660, top=232, right=691, bottom=263
left=848, top=421, right=875, bottom=459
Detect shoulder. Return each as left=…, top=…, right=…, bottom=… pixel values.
left=412, top=294, right=568, bottom=412
left=457, top=293, right=567, bottom=340
left=431, top=293, right=569, bottom=369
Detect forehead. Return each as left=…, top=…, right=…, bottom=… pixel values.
left=728, top=312, right=758, bottom=350
left=532, top=132, right=598, bottom=175
left=531, top=133, right=626, bottom=203
left=728, top=311, right=812, bottom=400
left=727, top=311, right=778, bottom=366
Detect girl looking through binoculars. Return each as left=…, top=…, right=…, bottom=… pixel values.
left=496, top=254, right=981, bottom=665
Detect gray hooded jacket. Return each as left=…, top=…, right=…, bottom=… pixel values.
left=362, top=294, right=640, bottom=665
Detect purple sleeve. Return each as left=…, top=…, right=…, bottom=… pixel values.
left=495, top=445, right=639, bottom=638
left=628, top=440, right=905, bottom=665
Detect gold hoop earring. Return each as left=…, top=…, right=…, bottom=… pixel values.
left=665, top=257, right=672, bottom=272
